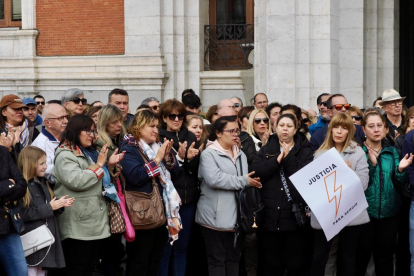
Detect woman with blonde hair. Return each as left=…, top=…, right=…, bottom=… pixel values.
left=18, top=146, right=74, bottom=275
left=120, top=109, right=181, bottom=276
left=96, top=105, right=125, bottom=157
left=186, top=114, right=207, bottom=149
left=311, top=113, right=369, bottom=276
left=247, top=109, right=272, bottom=151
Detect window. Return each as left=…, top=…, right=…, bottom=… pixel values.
left=0, top=0, right=22, bottom=27
left=205, top=0, right=254, bottom=70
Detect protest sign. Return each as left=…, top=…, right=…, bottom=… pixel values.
left=289, top=147, right=368, bottom=241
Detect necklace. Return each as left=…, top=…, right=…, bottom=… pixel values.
left=365, top=141, right=382, bottom=154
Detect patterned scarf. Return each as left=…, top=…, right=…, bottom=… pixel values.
left=125, top=135, right=182, bottom=243
left=6, top=119, right=29, bottom=147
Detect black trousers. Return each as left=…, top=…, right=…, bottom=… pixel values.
left=200, top=226, right=243, bottom=276
left=61, top=238, right=104, bottom=276
left=258, top=229, right=310, bottom=276
left=101, top=233, right=124, bottom=276
left=355, top=216, right=399, bottom=276
left=311, top=225, right=362, bottom=276
left=396, top=197, right=411, bottom=276
left=126, top=226, right=168, bottom=276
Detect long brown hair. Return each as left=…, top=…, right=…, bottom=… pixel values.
left=315, top=113, right=355, bottom=155
left=401, top=106, right=414, bottom=134
left=17, top=146, right=54, bottom=207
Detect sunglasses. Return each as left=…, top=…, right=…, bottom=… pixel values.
left=351, top=115, right=362, bottom=121
left=234, top=103, right=240, bottom=108
left=254, top=118, right=269, bottom=124
left=71, top=97, right=87, bottom=105
left=320, top=101, right=327, bottom=106
left=329, top=104, right=351, bottom=111
left=150, top=105, right=159, bottom=111
left=302, top=118, right=310, bottom=123
left=36, top=101, right=45, bottom=105
left=168, top=113, right=185, bottom=121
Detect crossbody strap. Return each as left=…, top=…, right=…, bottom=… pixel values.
left=279, top=167, right=294, bottom=204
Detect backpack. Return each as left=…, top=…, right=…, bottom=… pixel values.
left=235, top=158, right=264, bottom=235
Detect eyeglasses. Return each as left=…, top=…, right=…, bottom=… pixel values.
left=320, top=101, right=327, bottom=106
left=150, top=105, right=159, bottom=111
left=388, top=100, right=403, bottom=107
left=233, top=103, right=240, bottom=108
left=302, top=118, right=310, bottom=123
left=168, top=113, right=185, bottom=121
left=351, top=115, right=362, bottom=121
left=70, top=97, right=87, bottom=105
left=329, top=104, right=351, bottom=111
left=83, top=129, right=98, bottom=136
left=254, top=118, right=269, bottom=124
left=36, top=101, right=45, bottom=105
left=222, top=128, right=240, bottom=136
left=47, top=115, right=68, bottom=122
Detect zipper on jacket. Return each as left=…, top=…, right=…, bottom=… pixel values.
left=378, top=158, right=384, bottom=218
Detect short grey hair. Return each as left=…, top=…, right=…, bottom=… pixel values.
left=231, top=96, right=244, bottom=107
left=61, top=88, right=84, bottom=104
left=141, top=97, right=160, bottom=106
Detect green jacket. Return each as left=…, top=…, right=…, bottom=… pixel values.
left=363, top=145, right=407, bottom=219
left=53, top=142, right=110, bottom=241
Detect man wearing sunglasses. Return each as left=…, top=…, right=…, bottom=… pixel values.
left=61, top=88, right=87, bottom=116
left=379, top=89, right=405, bottom=140
left=310, top=94, right=365, bottom=152
left=141, top=97, right=160, bottom=114
left=34, top=95, right=45, bottom=115
left=309, top=93, right=331, bottom=135
left=217, top=99, right=237, bottom=118
left=230, top=97, right=243, bottom=113
left=108, top=88, right=134, bottom=128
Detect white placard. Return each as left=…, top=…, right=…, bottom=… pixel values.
left=289, top=148, right=368, bottom=241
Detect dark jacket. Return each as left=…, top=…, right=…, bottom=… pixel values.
left=239, top=131, right=257, bottom=165
left=125, top=113, right=134, bottom=129
left=402, top=130, right=414, bottom=200
left=310, top=123, right=365, bottom=152
left=395, top=134, right=406, bottom=157
left=385, top=114, right=404, bottom=140
left=0, top=146, right=27, bottom=235
left=119, top=140, right=180, bottom=198
left=158, top=127, right=200, bottom=204
left=20, top=178, right=65, bottom=268
left=363, top=143, right=407, bottom=219
left=249, top=133, right=313, bottom=232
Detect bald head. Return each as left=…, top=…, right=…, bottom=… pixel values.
left=42, top=103, right=68, bottom=139
left=216, top=99, right=236, bottom=118
left=42, top=103, right=66, bottom=121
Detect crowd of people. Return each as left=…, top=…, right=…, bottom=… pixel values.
left=0, top=87, right=413, bottom=276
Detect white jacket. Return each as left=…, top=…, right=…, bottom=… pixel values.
left=31, top=129, right=60, bottom=183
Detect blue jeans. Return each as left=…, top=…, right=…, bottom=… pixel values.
left=158, top=202, right=197, bottom=276
left=409, top=202, right=414, bottom=276
left=0, top=233, right=28, bottom=276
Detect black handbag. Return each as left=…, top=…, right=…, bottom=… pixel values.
left=235, top=158, right=264, bottom=235
left=4, top=205, right=25, bottom=234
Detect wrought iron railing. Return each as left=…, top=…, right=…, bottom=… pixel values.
left=204, top=24, right=254, bottom=70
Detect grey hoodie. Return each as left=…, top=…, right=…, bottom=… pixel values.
left=311, top=141, right=370, bottom=229
left=195, top=141, right=249, bottom=231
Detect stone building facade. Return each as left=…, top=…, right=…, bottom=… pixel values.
left=0, top=0, right=410, bottom=111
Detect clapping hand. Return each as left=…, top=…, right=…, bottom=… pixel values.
left=277, top=142, right=290, bottom=164
left=366, top=145, right=378, bottom=167
left=262, top=129, right=270, bottom=146
left=186, top=142, right=199, bottom=160
left=108, top=148, right=126, bottom=169
left=398, top=153, right=414, bottom=172
left=50, top=196, right=75, bottom=210
left=0, top=132, right=13, bottom=149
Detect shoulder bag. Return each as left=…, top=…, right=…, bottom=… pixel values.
left=20, top=200, right=55, bottom=266
left=124, top=147, right=166, bottom=230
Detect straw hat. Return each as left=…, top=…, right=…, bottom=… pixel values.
left=379, top=89, right=405, bottom=106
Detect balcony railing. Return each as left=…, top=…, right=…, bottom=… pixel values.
left=204, top=24, right=254, bottom=70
